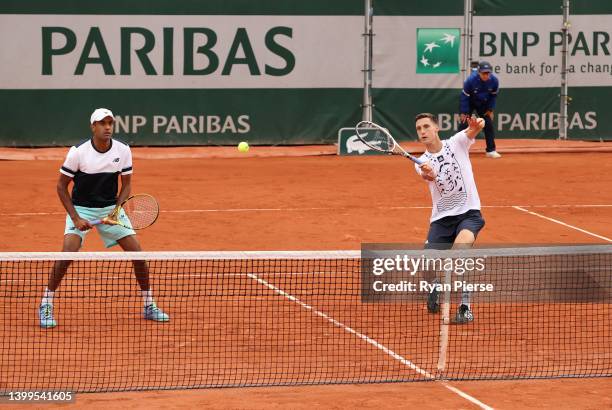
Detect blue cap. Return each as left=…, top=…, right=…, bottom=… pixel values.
left=478, top=61, right=492, bottom=73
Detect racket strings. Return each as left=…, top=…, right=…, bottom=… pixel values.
left=123, top=195, right=159, bottom=229
left=370, top=130, right=395, bottom=152
left=356, top=124, right=396, bottom=153
left=354, top=120, right=421, bottom=164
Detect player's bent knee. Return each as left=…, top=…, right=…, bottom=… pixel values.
left=117, top=235, right=142, bottom=252
left=62, top=234, right=83, bottom=252
left=454, top=229, right=476, bottom=247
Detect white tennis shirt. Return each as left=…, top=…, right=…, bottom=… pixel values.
left=60, top=138, right=133, bottom=208
left=414, top=131, right=481, bottom=222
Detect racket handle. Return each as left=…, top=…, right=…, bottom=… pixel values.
left=90, top=219, right=103, bottom=226
left=407, top=154, right=425, bottom=165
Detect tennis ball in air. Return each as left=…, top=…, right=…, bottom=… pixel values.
left=237, top=141, right=250, bottom=153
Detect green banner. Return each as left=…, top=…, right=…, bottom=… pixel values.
left=0, top=89, right=361, bottom=146
left=373, top=0, right=462, bottom=16
left=476, top=0, right=612, bottom=16
left=373, top=88, right=604, bottom=140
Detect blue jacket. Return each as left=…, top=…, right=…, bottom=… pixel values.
left=460, top=71, right=499, bottom=113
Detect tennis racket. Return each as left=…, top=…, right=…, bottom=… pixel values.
left=354, top=120, right=424, bottom=165
left=90, top=194, right=159, bottom=230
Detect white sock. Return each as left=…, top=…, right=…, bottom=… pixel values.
left=142, top=290, right=154, bottom=307
left=460, top=291, right=471, bottom=308
left=41, top=288, right=55, bottom=306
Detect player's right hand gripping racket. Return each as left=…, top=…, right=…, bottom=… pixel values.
left=90, top=194, right=159, bottom=230
left=354, top=120, right=424, bottom=165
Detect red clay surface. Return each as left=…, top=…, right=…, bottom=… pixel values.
left=0, top=147, right=611, bottom=409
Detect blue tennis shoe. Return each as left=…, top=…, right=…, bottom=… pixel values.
left=144, top=304, right=170, bottom=322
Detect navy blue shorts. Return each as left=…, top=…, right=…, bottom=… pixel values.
left=425, top=210, right=485, bottom=250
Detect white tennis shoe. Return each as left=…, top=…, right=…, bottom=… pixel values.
left=39, top=303, right=57, bottom=328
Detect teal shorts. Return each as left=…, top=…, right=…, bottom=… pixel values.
left=65, top=205, right=136, bottom=248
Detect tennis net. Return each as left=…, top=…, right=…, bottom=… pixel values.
left=0, top=245, right=611, bottom=392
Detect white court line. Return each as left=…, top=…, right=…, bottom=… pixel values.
left=1, top=211, right=65, bottom=216
left=247, top=272, right=494, bottom=410
left=2, top=203, right=612, bottom=217
left=513, top=206, right=612, bottom=242
left=167, top=207, right=339, bottom=213
left=160, top=204, right=612, bottom=212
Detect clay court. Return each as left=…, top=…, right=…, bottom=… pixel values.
left=1, top=140, right=611, bottom=409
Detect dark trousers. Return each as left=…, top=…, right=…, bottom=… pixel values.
left=458, top=110, right=496, bottom=152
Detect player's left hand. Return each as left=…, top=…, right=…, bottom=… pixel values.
left=466, top=116, right=485, bottom=131
left=73, top=217, right=93, bottom=231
